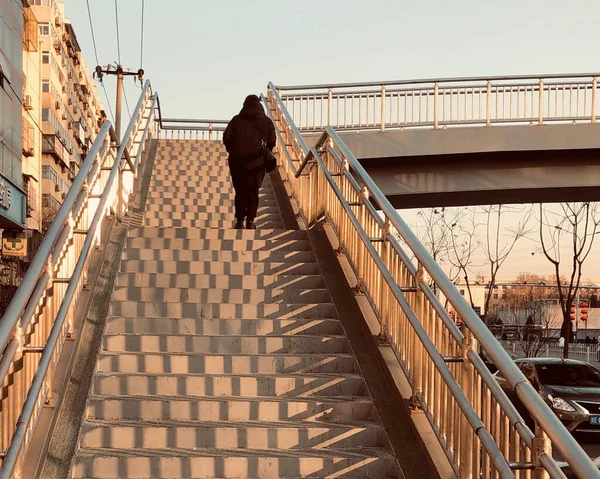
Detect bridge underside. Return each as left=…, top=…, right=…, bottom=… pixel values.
left=304, top=124, right=600, bottom=208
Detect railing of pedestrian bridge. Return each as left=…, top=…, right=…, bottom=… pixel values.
left=265, top=80, right=600, bottom=479
left=276, top=73, right=600, bottom=132
left=0, top=81, right=158, bottom=479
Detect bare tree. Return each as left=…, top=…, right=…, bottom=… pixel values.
left=539, top=202, right=600, bottom=358
left=41, top=205, right=57, bottom=236
left=442, top=207, right=482, bottom=308
left=481, top=205, right=534, bottom=319
left=492, top=274, right=559, bottom=357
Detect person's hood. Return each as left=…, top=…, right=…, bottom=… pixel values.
left=240, top=101, right=266, bottom=121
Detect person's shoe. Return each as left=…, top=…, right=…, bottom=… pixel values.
left=245, top=220, right=256, bottom=230
left=234, top=220, right=244, bottom=229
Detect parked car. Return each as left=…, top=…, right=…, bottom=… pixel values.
left=494, top=358, right=600, bottom=433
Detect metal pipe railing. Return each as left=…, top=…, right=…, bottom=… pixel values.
left=276, top=73, right=600, bottom=131
left=265, top=80, right=600, bottom=478
left=0, top=81, right=156, bottom=478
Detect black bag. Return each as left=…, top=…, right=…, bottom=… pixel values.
left=247, top=122, right=277, bottom=173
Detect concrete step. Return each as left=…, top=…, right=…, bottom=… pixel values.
left=115, top=273, right=326, bottom=290
left=86, top=396, right=375, bottom=422
left=113, top=287, right=330, bottom=303
left=105, top=317, right=344, bottom=336
left=127, top=227, right=306, bottom=241
left=149, top=178, right=233, bottom=186
left=144, top=204, right=279, bottom=215
left=142, top=218, right=286, bottom=229
left=146, top=187, right=277, bottom=198
left=124, top=238, right=313, bottom=253
left=72, top=447, right=399, bottom=478
left=96, top=352, right=357, bottom=374
left=121, top=249, right=317, bottom=264
left=78, top=420, right=387, bottom=450
left=92, top=373, right=368, bottom=398
left=144, top=197, right=279, bottom=207
left=142, top=212, right=282, bottom=223
left=101, top=334, right=349, bottom=355
left=145, top=190, right=278, bottom=200
left=118, top=261, right=321, bottom=276
left=110, top=301, right=337, bottom=319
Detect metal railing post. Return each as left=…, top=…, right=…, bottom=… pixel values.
left=460, top=328, right=476, bottom=478
left=532, top=424, right=551, bottom=479
left=411, top=263, right=424, bottom=405
left=327, top=88, right=332, bottom=126
left=434, top=82, right=439, bottom=129
left=380, top=86, right=386, bottom=132
left=486, top=80, right=492, bottom=126
left=538, top=78, right=544, bottom=125
left=592, top=77, right=597, bottom=124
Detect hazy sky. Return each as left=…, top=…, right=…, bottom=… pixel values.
left=62, top=0, right=600, bottom=281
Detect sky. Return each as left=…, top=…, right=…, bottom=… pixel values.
left=62, top=0, right=600, bottom=281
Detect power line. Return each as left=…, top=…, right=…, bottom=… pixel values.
left=114, top=0, right=122, bottom=65
left=140, top=0, right=145, bottom=69
left=86, top=0, right=115, bottom=123
left=85, top=0, right=100, bottom=65
left=124, top=89, right=132, bottom=118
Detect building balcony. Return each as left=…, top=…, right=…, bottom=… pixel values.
left=42, top=134, right=68, bottom=164
left=22, top=118, right=34, bottom=158
left=23, top=6, right=38, bottom=53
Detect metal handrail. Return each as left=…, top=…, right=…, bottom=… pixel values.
left=158, top=117, right=225, bottom=140
left=266, top=81, right=599, bottom=478
left=275, top=72, right=600, bottom=90
left=0, top=80, right=157, bottom=478
left=277, top=73, right=599, bottom=132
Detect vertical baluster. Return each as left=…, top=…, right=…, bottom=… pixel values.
left=591, top=77, right=598, bottom=123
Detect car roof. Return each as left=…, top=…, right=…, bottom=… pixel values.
left=516, top=358, right=589, bottom=366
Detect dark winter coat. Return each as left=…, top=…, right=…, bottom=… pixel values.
left=223, top=99, right=276, bottom=167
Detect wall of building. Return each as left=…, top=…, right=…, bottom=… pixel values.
left=0, top=0, right=26, bottom=229
left=22, top=2, right=43, bottom=238
left=32, top=0, right=105, bottom=231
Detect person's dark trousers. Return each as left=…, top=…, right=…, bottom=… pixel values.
left=229, top=161, right=248, bottom=222
left=228, top=161, right=265, bottom=222
left=245, top=167, right=265, bottom=222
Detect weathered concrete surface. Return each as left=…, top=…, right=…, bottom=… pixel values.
left=32, top=140, right=159, bottom=479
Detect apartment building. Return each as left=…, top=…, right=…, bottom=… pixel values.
left=30, top=0, right=105, bottom=232
left=0, top=1, right=27, bottom=233
left=22, top=1, right=43, bottom=253
left=1, top=0, right=106, bottom=314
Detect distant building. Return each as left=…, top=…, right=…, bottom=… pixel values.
left=31, top=0, right=106, bottom=234
left=1, top=0, right=106, bottom=313
left=0, top=0, right=26, bottom=231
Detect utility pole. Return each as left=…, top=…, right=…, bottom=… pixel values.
left=94, top=65, right=144, bottom=142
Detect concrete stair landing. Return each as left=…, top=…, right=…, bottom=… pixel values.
left=71, top=140, right=400, bottom=478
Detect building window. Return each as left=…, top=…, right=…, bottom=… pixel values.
left=42, top=108, right=50, bottom=122
left=42, top=80, right=50, bottom=93
left=460, top=289, right=465, bottom=295
left=42, top=51, right=50, bottom=64
left=31, top=0, right=52, bottom=5
left=493, top=293, right=499, bottom=300
left=42, top=165, right=58, bottom=184
left=38, top=22, right=50, bottom=36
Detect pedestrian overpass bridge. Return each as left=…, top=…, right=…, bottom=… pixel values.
left=1, top=74, right=599, bottom=479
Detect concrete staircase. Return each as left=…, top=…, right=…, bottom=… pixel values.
left=71, top=140, right=400, bottom=478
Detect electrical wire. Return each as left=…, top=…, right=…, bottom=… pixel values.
left=114, top=0, right=122, bottom=65
left=86, top=0, right=115, bottom=123
left=140, top=0, right=145, bottom=69
left=124, top=90, right=132, bottom=118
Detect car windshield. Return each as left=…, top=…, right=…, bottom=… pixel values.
left=535, top=363, right=600, bottom=387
